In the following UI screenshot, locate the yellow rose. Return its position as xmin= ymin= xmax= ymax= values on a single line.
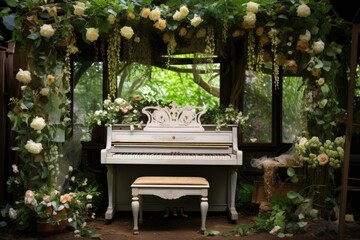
xmin=154 ymin=18 xmax=167 ymax=31
xmin=107 ymin=14 xmax=116 ymax=24
xmin=74 ymin=2 xmax=86 ymax=16
xmin=40 ymin=24 xmax=55 ymax=38
xmin=140 ymin=8 xmax=150 ymax=18
xmin=149 ymin=7 xmax=161 ymax=21
xmin=190 ymin=14 xmax=203 ymax=27
xmin=120 ymin=26 xmax=134 ymax=39
xmin=86 ymin=28 xmax=99 ymax=42
xmin=246 ymin=2 xmax=259 ymax=13
xmin=297 ymin=4 xmax=311 ymax=17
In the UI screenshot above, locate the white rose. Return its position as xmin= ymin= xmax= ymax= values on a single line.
xmin=299 ymin=30 xmax=311 ymax=42
xmin=246 ymin=2 xmax=259 ymax=13
xmin=108 ymin=14 xmax=116 ymax=25
xmin=24 ymin=140 xmax=43 ymax=154
xmin=86 ymin=28 xmax=99 ymax=42
xmin=40 ymin=24 xmax=55 ymax=38
xmin=12 ymin=164 xmax=19 ymax=173
xmin=149 ymin=7 xmax=161 ymax=21
xmin=9 ymin=208 xmax=17 ymax=220
xmin=86 ymin=194 xmax=93 ymax=200
xmin=30 ymin=116 xmax=46 ymax=133
xmin=140 ymin=8 xmax=151 ymax=18
xmin=153 ymin=18 xmax=167 ymax=31
xmin=114 ymin=97 xmax=126 ymax=105
xmin=74 ymin=2 xmax=86 ymax=16
xmin=179 ymin=6 xmax=189 ymax=17
xmin=313 ymin=39 xmax=325 ymax=54
xmin=120 ymin=26 xmax=134 ymax=40
xmin=173 ymin=11 xmax=183 ymax=21
xmin=243 ymin=12 xmax=256 ymax=26
xmin=16 ymin=69 xmax=31 ymax=84
xmin=297 ymin=4 xmax=311 ymax=17
xmin=190 ymin=14 xmax=203 ymax=27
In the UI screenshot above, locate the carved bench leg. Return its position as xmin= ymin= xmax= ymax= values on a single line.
xmin=200 ymin=196 xmax=208 ymax=232
xmin=131 ymin=195 xmax=140 ymax=235
xmin=139 ymin=195 xmax=143 ymax=224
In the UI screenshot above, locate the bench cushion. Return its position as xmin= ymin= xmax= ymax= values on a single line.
xmin=132 ymin=176 xmax=209 ymax=186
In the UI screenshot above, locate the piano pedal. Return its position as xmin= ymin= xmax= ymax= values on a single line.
xmin=163 ymin=207 xmax=171 ymax=218
xmin=179 ymin=207 xmax=188 ymax=218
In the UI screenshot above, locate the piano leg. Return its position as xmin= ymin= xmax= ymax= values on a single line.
xmin=200 ymin=196 xmax=208 ymax=232
xmin=131 ymin=195 xmax=140 ymax=234
xmin=105 ymin=165 xmax=115 ymax=221
xmin=228 ymin=167 xmax=238 ymax=221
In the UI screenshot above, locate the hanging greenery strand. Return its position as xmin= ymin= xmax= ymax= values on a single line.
xmin=107 ymin=27 xmax=121 ymax=98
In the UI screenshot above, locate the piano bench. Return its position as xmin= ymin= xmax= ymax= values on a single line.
xmin=130 ymin=176 xmax=209 ymax=235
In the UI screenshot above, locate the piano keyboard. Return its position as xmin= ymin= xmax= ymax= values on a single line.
xmin=112 ymin=153 xmax=232 ymax=160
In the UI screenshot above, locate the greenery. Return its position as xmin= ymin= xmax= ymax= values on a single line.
xmin=0 ymin=0 xmax=352 ymax=237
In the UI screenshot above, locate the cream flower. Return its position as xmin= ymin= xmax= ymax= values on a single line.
xmin=107 ymin=14 xmax=116 ymax=24
xmin=297 ymin=4 xmax=311 ymax=17
xmin=190 ymin=14 xmax=203 ymax=27
xmin=74 ymin=2 xmax=86 ymax=16
xmin=243 ymin=12 xmax=256 ymax=26
xmin=120 ymin=26 xmax=134 ymax=40
xmin=317 ymin=153 xmax=329 ymax=165
xmin=30 ymin=116 xmax=46 ymax=133
xmin=173 ymin=6 xmax=189 ymax=21
xmin=40 ymin=87 xmax=50 ymax=96
xmin=299 ymin=30 xmax=311 ymax=42
xmin=68 ymin=44 xmax=79 ymax=54
xmin=127 ymin=11 xmax=135 ymax=20
xmin=114 ymin=97 xmax=126 ymax=105
xmin=316 ymin=77 xmax=325 ymax=86
xmin=16 ymin=69 xmax=31 ymax=84
xmin=154 ymin=18 xmax=167 ymax=31
xmin=46 ymin=6 xmax=57 ymax=17
xmin=246 ymin=1 xmax=259 ymax=13
xmin=40 ymin=24 xmax=55 ymax=38
xmin=179 ymin=5 xmax=189 ymax=17
xmin=149 ymin=7 xmax=161 ymax=21
xmin=140 ymin=7 xmax=151 ymax=18
xmin=47 ymin=74 xmax=55 ymax=85
xmin=86 ymin=28 xmax=99 ymax=42
xmin=313 ymin=39 xmax=325 ymax=54
xmin=25 ymin=140 xmax=43 ymax=154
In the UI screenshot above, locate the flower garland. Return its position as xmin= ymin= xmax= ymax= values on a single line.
xmin=107 ymin=27 xmax=121 ymax=97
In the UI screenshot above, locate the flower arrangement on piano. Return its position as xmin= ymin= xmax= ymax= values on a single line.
xmin=82 ymin=95 xmax=143 ymax=141
xmin=203 ymin=104 xmax=250 ymax=131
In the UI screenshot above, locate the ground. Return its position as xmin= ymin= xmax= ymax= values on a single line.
xmin=1 ymin=211 xmax=360 ymax=240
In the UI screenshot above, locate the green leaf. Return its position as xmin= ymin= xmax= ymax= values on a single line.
xmin=310 ymin=209 xmax=319 ymax=218
xmin=27 ymin=32 xmax=40 ymax=40
xmin=297 ymin=221 xmax=308 ymax=228
xmin=321 ymin=84 xmax=330 ymax=94
xmin=286 ymin=191 xmax=298 ymax=199
xmin=287 ymin=167 xmax=295 ymax=177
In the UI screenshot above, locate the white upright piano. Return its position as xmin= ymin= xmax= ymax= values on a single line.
xmin=101 ymin=103 xmax=243 ymax=221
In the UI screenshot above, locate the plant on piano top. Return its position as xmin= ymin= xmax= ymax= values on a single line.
xmin=82 ymin=94 xmax=143 ymax=141
xmin=203 ymin=104 xmax=250 ymax=131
